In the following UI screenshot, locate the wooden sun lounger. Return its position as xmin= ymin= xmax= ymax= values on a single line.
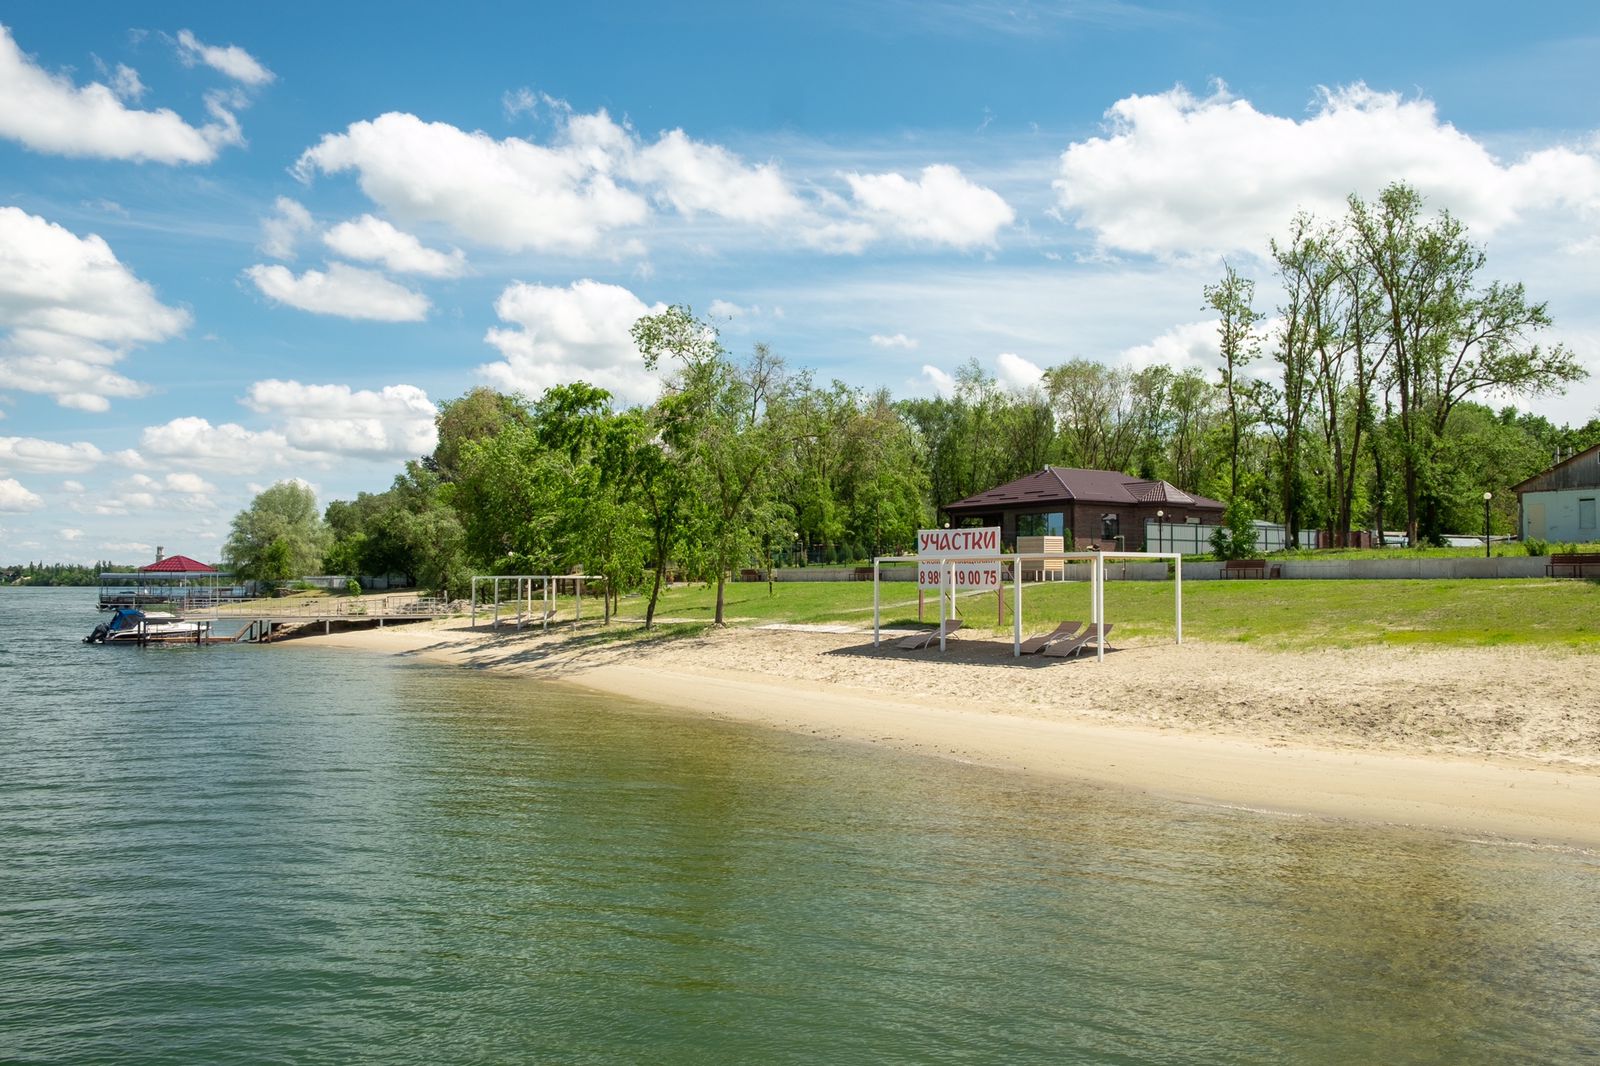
xmin=1044 ymin=622 xmax=1115 ymax=659
xmin=895 ymin=619 xmax=963 ymax=650
xmin=1019 ymin=620 xmax=1083 ymax=655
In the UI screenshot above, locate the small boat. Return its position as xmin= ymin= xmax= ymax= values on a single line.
xmin=85 ymin=607 xmax=212 ymax=644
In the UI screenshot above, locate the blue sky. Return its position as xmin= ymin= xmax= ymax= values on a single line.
xmin=3 ymin=2 xmax=1600 ymax=564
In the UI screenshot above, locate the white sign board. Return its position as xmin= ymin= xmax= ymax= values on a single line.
xmin=917 ymin=527 xmax=1002 ymax=589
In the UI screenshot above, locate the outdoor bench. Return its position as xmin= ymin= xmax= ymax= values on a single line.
xmin=1546 ymin=553 xmax=1600 ymax=578
xmin=1222 ymin=559 xmax=1280 ymax=579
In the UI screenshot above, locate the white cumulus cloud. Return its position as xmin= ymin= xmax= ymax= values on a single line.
xmin=632 ymin=129 xmax=803 ymax=223
xmin=0 ymin=207 xmax=190 ymax=411
xmin=870 ymin=332 xmax=919 ymax=350
xmin=295 ymin=111 xmax=651 ymax=254
xmin=0 ymin=25 xmax=240 ymax=163
xmin=1055 ymin=82 xmax=1600 ymax=258
xmin=1119 ymin=320 xmax=1223 ymax=373
xmin=244 ymin=379 xmax=439 ymax=460
xmin=845 ymin=164 xmax=1015 ymax=249
xmin=259 ymin=196 xmax=314 ymax=259
xmin=138 ymin=416 xmax=297 ymax=474
xmin=322 ymin=215 xmax=467 ymax=277
xmin=921 ymin=365 xmax=956 ymax=397
xmin=0 ymin=436 xmax=106 ymax=474
xmin=245 ymin=262 xmax=430 ymax=321
xmin=481 ymin=279 xmax=666 ymax=406
xmin=0 ymin=477 xmax=43 ymax=512
xmin=108 ymin=63 xmax=144 ymax=102
xmin=174 ymin=29 xmax=274 ymax=87
xmin=996 ymin=351 xmax=1045 ymax=391
xmin=294 ymin=103 xmax=999 ymax=257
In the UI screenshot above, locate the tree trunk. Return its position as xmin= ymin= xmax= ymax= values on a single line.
xmin=714 ymin=574 xmax=726 ymax=627
xmin=645 ymin=559 xmax=663 ymax=629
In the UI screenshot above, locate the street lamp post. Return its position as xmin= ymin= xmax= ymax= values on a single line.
xmin=1155 ymin=509 xmax=1164 ymax=553
xmin=1483 ymin=491 xmax=1493 ymax=558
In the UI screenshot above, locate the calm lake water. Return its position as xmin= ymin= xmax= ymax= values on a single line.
xmin=3 ymin=588 xmax=1598 ymax=1064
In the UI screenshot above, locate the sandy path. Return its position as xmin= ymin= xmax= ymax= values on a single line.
xmin=298 ymin=619 xmax=1600 ymax=849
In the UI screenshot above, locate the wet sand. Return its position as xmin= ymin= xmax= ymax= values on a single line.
xmin=299 ymin=618 xmax=1600 ymax=849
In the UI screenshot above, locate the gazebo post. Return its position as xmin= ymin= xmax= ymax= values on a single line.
xmin=1174 ymin=553 xmax=1183 ymax=645
xmin=1095 ymin=553 xmax=1106 ymax=663
xmin=872 ymin=558 xmax=881 ymax=648
xmin=1012 ymin=554 xmax=1023 ymax=657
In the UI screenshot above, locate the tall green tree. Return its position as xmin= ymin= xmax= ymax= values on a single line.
xmin=431 ymin=386 xmax=531 ymax=481
xmin=631 ymin=305 xmax=723 ymax=629
xmin=224 ymin=481 xmax=331 ymax=585
xmin=1348 ymin=182 xmax=1584 ymax=543
xmin=1044 ymin=359 xmax=1139 ymax=472
xmin=1205 ymin=261 xmax=1263 ymax=499
xmin=1265 ymin=214 xmax=1333 ymax=544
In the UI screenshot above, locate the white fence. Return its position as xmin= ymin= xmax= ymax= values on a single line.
xmin=1143 ymin=519 xmax=1290 ymax=555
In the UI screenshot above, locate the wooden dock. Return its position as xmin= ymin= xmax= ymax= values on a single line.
xmin=190 ymin=593 xmax=453 ymax=643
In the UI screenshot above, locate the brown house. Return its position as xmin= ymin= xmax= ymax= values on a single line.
xmin=943 ymin=465 xmax=1225 ymax=550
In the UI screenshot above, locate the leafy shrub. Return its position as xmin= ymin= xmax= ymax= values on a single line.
xmin=1523 ymin=538 xmax=1550 ymax=557
xmin=346 ymin=577 xmax=363 ymax=596
xmin=1210 ymin=498 xmax=1260 ymax=561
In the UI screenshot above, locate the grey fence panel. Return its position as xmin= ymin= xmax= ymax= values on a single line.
xmin=1144 ymin=520 xmax=1288 ymax=554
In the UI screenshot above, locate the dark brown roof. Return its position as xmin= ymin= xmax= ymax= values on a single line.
xmin=944 ymin=466 xmax=1224 ymax=512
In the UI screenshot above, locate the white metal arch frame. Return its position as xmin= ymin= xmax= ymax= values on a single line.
xmin=870 ymin=551 xmax=1183 ymax=659
xmin=469 ymin=574 xmax=607 ymax=632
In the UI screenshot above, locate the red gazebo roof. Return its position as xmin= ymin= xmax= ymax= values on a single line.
xmin=139 ymin=554 xmax=218 ymax=573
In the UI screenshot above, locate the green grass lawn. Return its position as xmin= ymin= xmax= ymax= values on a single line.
xmin=606 ymin=577 xmax=1600 ymax=650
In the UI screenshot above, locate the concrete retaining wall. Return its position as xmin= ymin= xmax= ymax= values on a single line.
xmin=768 ymin=561 xmax=1170 ymax=582
xmin=1181 ymin=556 xmax=1550 ymax=580
xmin=771 ymin=556 xmax=1555 ymax=582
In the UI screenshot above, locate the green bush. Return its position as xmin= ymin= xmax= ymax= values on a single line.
xmin=1523 ymin=538 xmax=1550 ymax=557
xmin=346 ymin=577 xmax=363 ymax=596
xmin=1210 ymin=498 xmax=1260 ymax=561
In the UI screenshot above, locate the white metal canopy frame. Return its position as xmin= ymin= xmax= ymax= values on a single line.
xmin=469 ymin=574 xmax=608 ymax=632
xmin=870 ymin=551 xmax=1184 ymax=660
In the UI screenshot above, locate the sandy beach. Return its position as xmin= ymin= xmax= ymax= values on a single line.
xmin=299 ymin=618 xmax=1600 ymax=849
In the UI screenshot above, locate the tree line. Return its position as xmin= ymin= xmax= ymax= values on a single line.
xmin=223 ymin=183 xmax=1594 ymax=621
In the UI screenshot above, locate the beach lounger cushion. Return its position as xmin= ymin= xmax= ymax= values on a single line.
xmin=1020 ymin=620 xmax=1082 ymax=655
xmin=1044 ymin=623 xmax=1114 ymax=659
xmin=895 ymin=619 xmax=963 ymax=650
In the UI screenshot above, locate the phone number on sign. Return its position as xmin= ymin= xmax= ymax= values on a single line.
xmin=919 ymin=567 xmax=1000 ymax=587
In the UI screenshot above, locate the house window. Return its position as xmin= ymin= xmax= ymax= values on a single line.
xmin=1016 ymin=512 xmax=1065 ymax=537
xmin=1101 ymin=513 xmax=1120 ymax=541
xmin=1581 ymin=498 xmax=1596 ymax=531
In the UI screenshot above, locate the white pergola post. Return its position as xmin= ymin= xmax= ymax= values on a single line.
xmin=1174 ymin=553 xmax=1183 ymax=645
xmin=1094 ymin=552 xmax=1105 ymax=663
xmin=492 ymin=578 xmax=501 ymax=629
xmin=872 ymin=559 xmax=881 ymax=648
xmin=1012 ymin=555 xmax=1023 ymax=657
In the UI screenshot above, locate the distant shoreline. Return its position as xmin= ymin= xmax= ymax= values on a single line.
xmin=298 ymin=618 xmax=1600 ymax=851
